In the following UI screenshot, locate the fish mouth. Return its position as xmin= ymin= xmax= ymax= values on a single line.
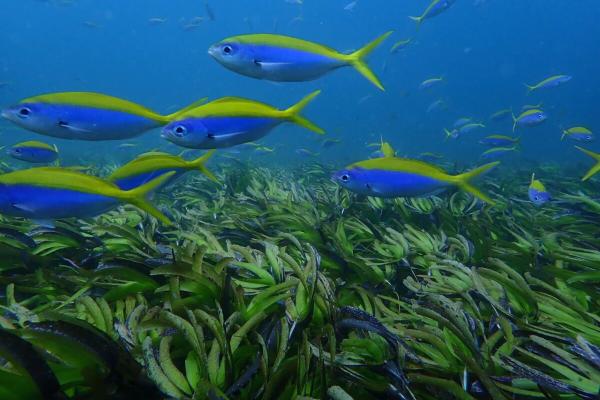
xmin=207 ymin=46 xmax=218 ymax=57
xmin=0 ymin=109 xmax=10 ymax=120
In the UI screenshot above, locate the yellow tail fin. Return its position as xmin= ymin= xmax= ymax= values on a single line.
xmin=162 ymin=97 xmax=209 ymax=122
xmin=122 ymin=172 xmax=176 ymax=225
xmin=189 ymin=150 xmax=218 ymax=183
xmin=284 ymin=90 xmax=325 ymax=134
xmin=451 ymin=162 xmax=500 ymax=205
xmin=575 ymin=146 xmax=600 ymax=181
xmin=346 ymin=31 xmax=393 ymax=91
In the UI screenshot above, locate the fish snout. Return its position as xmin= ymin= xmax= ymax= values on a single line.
xmin=1 ymin=109 xmax=11 ymax=120
xmin=207 ymin=45 xmax=218 ymax=58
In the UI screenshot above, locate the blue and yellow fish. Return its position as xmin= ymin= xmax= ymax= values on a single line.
xmin=108 ymin=151 xmax=216 ymax=191
xmin=1 ymin=92 xmax=205 ymax=141
xmin=0 ymin=167 xmax=173 ymax=224
xmin=562 ymin=126 xmax=593 ymax=142
xmin=162 ymin=91 xmax=324 ymax=149
xmin=208 ymin=32 xmax=392 ymax=90
xmin=8 ymin=141 xmax=58 ymax=163
xmin=512 ymin=109 xmax=547 ymax=131
xmin=528 ymin=173 xmax=550 ymax=206
xmin=333 ymin=152 xmax=498 ymax=204
xmin=409 ymin=0 xmax=456 ymax=26
xmin=489 ymin=109 xmax=512 ymax=122
xmin=481 ymin=146 xmax=518 ymax=160
xmin=525 ymin=75 xmax=572 ymax=93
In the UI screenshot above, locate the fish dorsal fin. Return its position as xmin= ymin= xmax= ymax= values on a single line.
xmin=210 ymin=97 xmax=265 ymax=106
xmin=136 ymin=151 xmax=171 ymax=159
xmin=165 ymin=97 xmax=209 ymax=120
xmin=379 ymin=138 xmax=395 ymax=158
xmin=227 ymin=34 xmax=339 ymax=57
xmin=530 ymin=173 xmax=535 ymax=185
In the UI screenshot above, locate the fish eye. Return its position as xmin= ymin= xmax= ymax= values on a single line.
xmin=222 ymin=45 xmax=233 ymax=55
xmin=14 ymin=149 xmax=21 ymax=153
xmin=18 ymin=107 xmax=31 ymax=118
xmin=341 ymin=174 xmax=349 ymax=182
xmin=173 ymin=125 xmax=187 ymax=137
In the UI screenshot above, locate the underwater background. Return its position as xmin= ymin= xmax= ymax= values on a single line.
xmin=1 ymin=1 xmax=600 ymax=399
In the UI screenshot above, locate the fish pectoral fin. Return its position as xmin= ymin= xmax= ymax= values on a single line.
xmin=366 ymin=183 xmax=384 ymax=195
xmin=58 ymin=121 xmax=92 ymax=133
xmin=254 ymin=60 xmax=292 ymax=71
xmin=209 ymin=131 xmax=245 ymax=139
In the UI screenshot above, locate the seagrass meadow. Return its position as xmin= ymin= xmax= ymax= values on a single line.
xmin=1 ymin=161 xmax=599 ymax=400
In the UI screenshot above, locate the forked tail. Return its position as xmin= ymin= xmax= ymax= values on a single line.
xmin=122 ymin=171 xmax=176 ymax=225
xmin=575 ymin=146 xmax=600 ymax=181
xmin=345 ymin=31 xmax=393 ymax=91
xmin=284 ymin=90 xmax=325 ymax=134
xmin=190 ymin=150 xmax=218 ymax=182
xmin=451 ymin=162 xmax=500 ymax=205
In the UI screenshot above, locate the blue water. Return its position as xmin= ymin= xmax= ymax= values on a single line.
xmin=1 ymin=0 xmax=599 ymax=168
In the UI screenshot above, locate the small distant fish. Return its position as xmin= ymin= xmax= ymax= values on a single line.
xmin=182 ymin=17 xmax=204 ymax=30
xmin=512 ymin=109 xmax=547 ymax=131
xmin=481 ymin=146 xmax=518 ymax=159
xmin=453 ymin=117 xmax=472 ymax=128
xmin=333 ymin=156 xmax=498 ymax=204
xmin=562 ymin=126 xmax=593 ymax=142
xmin=296 ymin=148 xmax=319 ymax=157
xmin=479 ymin=135 xmax=520 ymax=147
xmin=208 ymin=32 xmax=393 ymax=90
xmin=575 ymin=146 xmax=600 ymax=181
xmin=419 ymin=77 xmax=444 ymax=90
xmin=528 ymin=173 xmax=550 ymax=206
xmin=458 ymin=123 xmax=485 ymax=134
xmin=82 ymin=21 xmax=101 ymax=29
xmin=118 ymin=143 xmax=138 ymax=148
xmin=390 ymin=39 xmax=412 ymax=54
xmin=148 ymin=17 xmax=167 ymax=25
xmin=254 ymin=146 xmax=275 ymax=153
xmin=525 ymin=75 xmax=572 ymax=93
xmin=321 ymin=138 xmax=341 ymax=148
xmin=427 ymin=99 xmax=446 ymax=113
xmin=409 ymin=0 xmax=457 ymax=27
xmin=204 ymin=2 xmax=215 ymax=21
xmin=343 ymin=1 xmax=358 ymax=11
xmin=162 ymin=91 xmax=323 ymax=149
xmin=489 ymin=109 xmax=512 ymax=121
xmin=8 ymin=141 xmax=58 ymax=163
